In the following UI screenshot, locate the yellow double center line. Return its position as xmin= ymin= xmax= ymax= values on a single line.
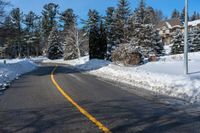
xmin=51 ymin=65 xmax=111 ymax=133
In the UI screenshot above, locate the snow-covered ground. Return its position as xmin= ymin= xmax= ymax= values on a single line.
xmin=42 ymin=56 xmax=89 ymax=66
xmin=0 ymin=59 xmax=37 ymax=90
xmin=43 ymin=52 xmax=200 ymax=103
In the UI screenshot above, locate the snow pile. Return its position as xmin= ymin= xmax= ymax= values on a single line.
xmin=42 ymin=56 xmax=89 ymax=66
xmin=30 ymin=56 xmax=47 ymax=62
xmin=0 ymin=59 xmax=37 ymax=89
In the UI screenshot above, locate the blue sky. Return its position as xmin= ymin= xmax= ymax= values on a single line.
xmin=8 ymin=0 xmax=200 ymax=21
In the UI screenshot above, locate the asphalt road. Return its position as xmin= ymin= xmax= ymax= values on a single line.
xmin=0 ymin=64 xmax=200 ymax=133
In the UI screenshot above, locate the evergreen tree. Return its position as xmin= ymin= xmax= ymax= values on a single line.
xmin=146 ymin=6 xmax=158 ymax=24
xmin=42 ymin=3 xmax=59 ymax=54
xmin=47 ymin=27 xmax=63 ymax=59
xmin=180 ymin=7 xmax=185 ymax=23
xmin=83 ymin=9 xmax=101 ymax=59
xmin=98 ymin=20 xmax=107 ymax=59
xmin=180 ymin=7 xmax=189 ymax=23
xmin=132 ymin=0 xmax=148 ymax=24
xmin=171 ymin=9 xmax=180 ymax=19
xmin=61 ymin=9 xmax=81 ymax=60
xmin=105 ymin=7 xmax=115 ymax=60
xmin=89 ymin=26 xmax=99 ymax=59
xmin=112 ymin=0 xmax=131 ymax=44
xmin=189 ymin=27 xmax=200 ymax=52
xmin=10 ymin=8 xmax=23 ymax=57
xmin=59 ymin=8 xmax=77 ymax=31
xmin=23 ymin=11 xmax=40 ymax=57
xmin=154 ymin=10 xmax=164 ymax=23
xmin=0 ymin=0 xmax=9 ymax=24
xmin=190 ymin=12 xmax=200 ymax=21
xmin=2 ymin=16 xmax=16 ymax=58
xmin=171 ymin=30 xmax=184 ymax=54
xmin=129 ymin=0 xmax=163 ymax=57
xmin=34 ymin=17 xmax=43 ymax=56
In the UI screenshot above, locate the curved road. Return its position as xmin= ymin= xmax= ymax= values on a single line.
xmin=0 ymin=64 xmax=200 ymax=133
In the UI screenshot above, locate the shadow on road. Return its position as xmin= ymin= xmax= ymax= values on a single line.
xmin=0 ymin=98 xmax=199 ymax=133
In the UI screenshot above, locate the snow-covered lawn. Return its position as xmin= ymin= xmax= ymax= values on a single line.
xmin=43 ymin=52 xmax=200 ymax=103
xmin=0 ymin=59 xmax=37 ymax=90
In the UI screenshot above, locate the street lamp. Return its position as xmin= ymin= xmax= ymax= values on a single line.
xmin=184 ymin=0 xmax=189 ymax=74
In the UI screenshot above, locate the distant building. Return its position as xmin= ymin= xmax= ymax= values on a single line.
xmin=188 ymin=19 xmax=200 ymax=31
xmin=156 ymin=18 xmax=183 ymax=45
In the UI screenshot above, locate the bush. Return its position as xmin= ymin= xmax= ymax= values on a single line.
xmin=112 ymin=43 xmax=143 ymax=65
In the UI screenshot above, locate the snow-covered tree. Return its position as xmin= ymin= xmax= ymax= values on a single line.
xmin=189 ymin=27 xmax=200 ymax=52
xmin=42 ymin=3 xmax=59 ymax=54
xmin=47 ymin=27 xmax=63 ymax=59
xmin=129 ymin=0 xmax=163 ymax=57
xmin=61 ymin=9 xmax=81 ymax=60
xmin=23 ymin=11 xmax=41 ymax=57
xmin=112 ymin=0 xmax=131 ymax=44
xmin=105 ymin=7 xmax=115 ymax=60
xmin=10 ymin=8 xmax=23 ymax=57
xmin=171 ymin=30 xmax=184 ymax=54
xmin=64 ymin=26 xmax=86 ymax=60
xmin=59 ymin=8 xmax=77 ymax=31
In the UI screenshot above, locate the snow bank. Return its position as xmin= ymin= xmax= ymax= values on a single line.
xmin=42 ymin=53 xmax=200 ymax=103
xmin=0 ymin=59 xmax=37 ymax=89
xmin=42 ymin=56 xmax=89 ymax=66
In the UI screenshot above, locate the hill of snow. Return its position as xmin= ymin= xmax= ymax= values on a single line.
xmin=0 ymin=59 xmax=37 ymax=90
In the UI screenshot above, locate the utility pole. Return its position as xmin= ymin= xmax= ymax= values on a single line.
xmin=184 ymin=0 xmax=189 ymax=74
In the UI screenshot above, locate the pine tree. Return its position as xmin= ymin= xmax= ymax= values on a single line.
xmin=152 ymin=28 xmax=164 ymax=56
xmin=10 ymin=8 xmax=23 ymax=57
xmin=105 ymin=7 xmax=115 ymax=60
xmin=83 ymin=9 xmax=101 ymax=59
xmin=180 ymin=7 xmax=189 ymax=23
xmin=23 ymin=11 xmax=40 ymax=57
xmin=42 ymin=3 xmax=59 ymax=54
xmin=98 ymin=20 xmax=107 ymax=59
xmin=112 ymin=0 xmax=131 ymax=44
xmin=0 ymin=0 xmax=9 ymax=24
xmin=129 ymin=0 xmax=163 ymax=57
xmin=189 ymin=27 xmax=200 ymax=52
xmin=155 ymin=10 xmax=164 ymax=23
xmin=2 ymin=16 xmax=16 ymax=58
xmin=190 ymin=12 xmax=200 ymax=21
xmin=60 ymin=9 xmax=87 ymax=60
xmin=171 ymin=9 xmax=180 ymax=19
xmin=59 ymin=8 xmax=77 ymax=31
xmin=171 ymin=30 xmax=184 ymax=54
xmin=145 ymin=6 xmax=158 ymax=24
xmin=47 ymin=27 xmax=63 ymax=59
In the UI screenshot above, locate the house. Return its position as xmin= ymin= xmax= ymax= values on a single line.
xmin=156 ymin=18 xmax=183 ymax=45
xmin=188 ymin=19 xmax=200 ymax=31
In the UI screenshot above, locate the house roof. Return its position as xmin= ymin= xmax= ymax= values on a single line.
xmin=156 ymin=18 xmax=183 ymax=29
xmin=188 ymin=19 xmax=200 ymax=26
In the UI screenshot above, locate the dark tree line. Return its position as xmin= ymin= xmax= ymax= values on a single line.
xmin=171 ymin=8 xmax=200 ymax=22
